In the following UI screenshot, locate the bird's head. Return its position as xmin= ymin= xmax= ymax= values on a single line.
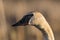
xmin=12 ymin=11 xmax=44 ymax=27
xmin=29 ymin=11 xmax=44 ymax=26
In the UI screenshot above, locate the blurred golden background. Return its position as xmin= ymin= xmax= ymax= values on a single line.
xmin=0 ymin=0 xmax=60 ymax=40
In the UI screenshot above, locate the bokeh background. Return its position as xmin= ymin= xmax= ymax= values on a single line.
xmin=0 ymin=0 xmax=60 ymax=40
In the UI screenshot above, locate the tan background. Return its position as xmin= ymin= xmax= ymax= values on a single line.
xmin=0 ymin=0 xmax=60 ymax=40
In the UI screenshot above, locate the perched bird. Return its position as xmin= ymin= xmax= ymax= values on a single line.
xmin=12 ymin=11 xmax=55 ymax=40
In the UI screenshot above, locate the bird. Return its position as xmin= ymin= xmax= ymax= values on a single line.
xmin=12 ymin=11 xmax=55 ymax=40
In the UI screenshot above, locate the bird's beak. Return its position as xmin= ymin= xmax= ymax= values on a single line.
xmin=12 ymin=13 xmax=33 ymax=26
